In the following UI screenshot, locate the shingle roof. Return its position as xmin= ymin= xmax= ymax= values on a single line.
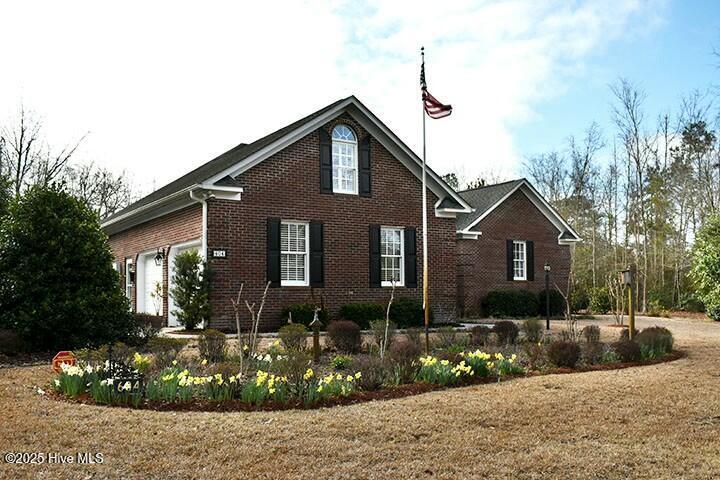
xmin=455 ymin=179 xmax=525 ymax=230
xmin=103 ymin=97 xmax=350 ymax=222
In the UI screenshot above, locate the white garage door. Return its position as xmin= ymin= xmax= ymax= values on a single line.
xmin=143 ymin=255 xmax=163 ymax=315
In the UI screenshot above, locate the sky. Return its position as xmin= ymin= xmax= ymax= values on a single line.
xmin=0 ymin=0 xmax=718 ymax=195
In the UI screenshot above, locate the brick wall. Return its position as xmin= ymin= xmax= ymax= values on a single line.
xmin=206 ymin=113 xmax=457 ymax=331
xmin=107 ymin=205 xmax=203 ymax=324
xmin=456 ymin=190 xmax=571 ymax=317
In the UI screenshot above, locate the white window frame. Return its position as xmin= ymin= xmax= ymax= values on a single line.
xmin=281 ymin=221 xmax=310 ymax=287
xmin=380 ymin=226 xmax=404 ymax=287
xmin=124 ymin=258 xmax=133 ymax=306
xmin=513 ymin=240 xmax=527 ymax=281
xmin=331 ymin=124 xmax=358 ymax=195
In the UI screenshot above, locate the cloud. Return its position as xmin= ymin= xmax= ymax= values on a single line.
xmin=0 ymin=0 xmax=667 ymax=193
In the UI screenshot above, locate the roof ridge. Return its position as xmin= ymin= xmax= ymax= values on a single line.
xmin=456 ymin=177 xmax=524 ymax=193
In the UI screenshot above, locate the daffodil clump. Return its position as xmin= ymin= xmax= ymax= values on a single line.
xmin=240 ymin=370 xmax=289 ymax=405
xmin=304 ymin=370 xmax=361 ymax=404
xmin=459 ymin=350 xmax=493 ymax=377
xmin=491 ymin=352 xmax=523 ymax=376
xmin=416 ymin=356 xmax=474 ymax=386
xmin=133 ymin=352 xmax=153 ymax=374
xmin=53 ymin=363 xmax=98 ymax=397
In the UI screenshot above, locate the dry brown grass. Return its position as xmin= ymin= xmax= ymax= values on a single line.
xmin=2 ymin=316 xmax=720 ymax=479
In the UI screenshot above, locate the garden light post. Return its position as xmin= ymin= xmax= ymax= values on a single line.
xmin=621 ymin=264 xmax=636 ymax=340
xmin=544 ymin=263 xmax=551 ymax=330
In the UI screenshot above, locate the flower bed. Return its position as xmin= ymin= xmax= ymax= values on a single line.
xmin=50 ymin=324 xmax=684 ymax=412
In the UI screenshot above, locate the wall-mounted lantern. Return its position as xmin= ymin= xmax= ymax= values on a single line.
xmin=154 ymin=248 xmax=166 ymax=267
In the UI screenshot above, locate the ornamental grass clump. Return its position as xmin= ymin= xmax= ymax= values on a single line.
xmin=547 ymin=340 xmax=581 ymax=368
xmin=522 ymin=318 xmax=543 ymax=343
xmin=278 ymin=323 xmax=308 ymax=352
xmin=198 ymin=329 xmax=227 ymax=363
xmin=493 ymin=321 xmax=520 ymax=345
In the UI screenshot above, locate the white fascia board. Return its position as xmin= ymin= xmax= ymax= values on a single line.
xmin=101 ymin=186 xmax=198 ymax=229
xmin=456 ymin=231 xmax=481 ymax=239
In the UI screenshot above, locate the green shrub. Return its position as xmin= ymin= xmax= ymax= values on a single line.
xmin=339 ymin=303 xmax=385 ymax=329
xmin=547 ymin=340 xmax=581 ymax=368
xmin=538 ymin=289 xmax=566 ymax=316
xmin=635 ymin=326 xmax=673 ymax=358
xmin=470 ymin=325 xmax=492 ymax=346
xmin=198 ymin=329 xmax=227 ymax=362
xmin=690 ymin=214 xmax=720 ymax=321
xmin=522 ymin=318 xmax=543 ymax=343
xmin=327 ymin=320 xmax=361 ymax=353
xmin=0 ymin=185 xmax=136 ymax=351
xmin=0 ymin=329 xmax=24 ymax=355
xmin=278 ymin=323 xmax=308 ymax=351
xmin=390 ymin=297 xmax=430 ymax=328
xmin=331 ymin=354 xmax=353 ymax=370
xmin=482 ymin=289 xmax=539 ymax=317
xmin=570 ymin=289 xmax=590 ymax=313
xmin=613 ymin=340 xmax=641 ymax=363
xmin=493 ymin=321 xmax=519 ymax=345
xmin=369 ymin=319 xmax=396 ymax=351
xmin=679 ymin=294 xmax=705 ymax=313
xmin=282 ymin=304 xmax=329 ymax=328
xmin=169 ymin=251 xmax=212 ymax=330
xmin=582 ymin=325 xmax=601 ymax=344
xmin=588 ymin=287 xmax=611 ymax=314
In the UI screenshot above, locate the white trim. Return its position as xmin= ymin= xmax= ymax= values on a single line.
xmin=457 ymin=180 xmax=582 ymax=244
xmin=135 ymin=249 xmax=164 ymax=315
xmin=101 ymin=186 xmax=198 ymax=229
xmin=456 ymin=231 xmax=481 ymax=240
xmin=331 ymin=124 xmax=359 ymax=195
xmin=280 ymin=220 xmax=310 ymax=287
xmin=124 ymin=258 xmax=134 ymax=308
xmin=189 ymin=189 xmax=210 ymax=260
xmin=512 ymin=240 xmax=527 ymax=281
xmin=380 ymin=226 xmax=405 ymax=287
xmin=167 ymin=239 xmax=202 ymax=327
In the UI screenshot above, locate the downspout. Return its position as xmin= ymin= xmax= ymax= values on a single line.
xmin=189 ymin=188 xmax=209 ymax=259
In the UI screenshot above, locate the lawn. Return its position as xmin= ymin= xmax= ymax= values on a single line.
xmin=1 ymin=315 xmax=719 ymax=479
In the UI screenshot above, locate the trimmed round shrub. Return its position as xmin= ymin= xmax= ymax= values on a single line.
xmin=280 ymin=304 xmax=328 ymax=328
xmin=588 ymin=287 xmax=611 ymax=314
xmin=327 ymin=320 xmax=361 ymax=353
xmin=278 ymin=323 xmax=308 ymax=351
xmin=635 ymin=326 xmax=673 ymax=356
xmin=613 ymin=339 xmax=641 ymax=363
xmin=537 ymin=289 xmax=566 ymax=317
xmin=493 ymin=320 xmax=519 ymax=345
xmin=522 ymin=318 xmax=543 ymax=343
xmin=470 ymin=325 xmax=492 ymax=346
xmin=482 ymin=289 xmax=539 ymax=317
xmin=339 ymin=303 xmax=385 ymax=329
xmin=198 ymin=329 xmax=227 ymax=362
xmin=390 ymin=297 xmax=431 ymax=328
xmin=547 ymin=340 xmax=581 ymax=368
xmin=582 ymin=325 xmax=601 ymax=344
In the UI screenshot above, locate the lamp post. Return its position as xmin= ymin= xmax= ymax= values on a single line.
xmin=544 ymin=263 xmax=551 ymax=330
xmin=621 ymin=264 xmax=636 ymax=340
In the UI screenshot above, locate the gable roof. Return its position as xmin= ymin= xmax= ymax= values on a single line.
xmin=102 ymin=96 xmax=471 ymax=230
xmin=456 ymin=178 xmax=581 ymax=243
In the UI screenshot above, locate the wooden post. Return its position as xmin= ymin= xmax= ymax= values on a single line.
xmin=309 ymin=308 xmax=322 ymax=363
xmin=628 ymin=264 xmax=636 ymax=340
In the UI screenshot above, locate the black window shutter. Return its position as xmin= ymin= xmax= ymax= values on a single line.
xmin=404 ymin=227 xmax=417 ymax=288
xmin=319 ymin=129 xmax=333 ymax=194
xmin=309 ymin=221 xmax=324 ymax=287
xmin=506 ymin=239 xmax=514 ymax=281
xmin=359 ymin=135 xmax=371 ymax=197
xmin=267 ymin=218 xmax=281 ymax=287
xmin=526 ymin=240 xmax=535 ymax=281
xmin=369 ymin=225 xmax=381 ymax=288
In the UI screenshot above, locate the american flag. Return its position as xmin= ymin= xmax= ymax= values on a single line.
xmin=420 ymin=50 xmax=452 ymax=119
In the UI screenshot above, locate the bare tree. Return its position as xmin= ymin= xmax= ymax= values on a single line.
xmin=66 ymin=162 xmax=134 ymax=218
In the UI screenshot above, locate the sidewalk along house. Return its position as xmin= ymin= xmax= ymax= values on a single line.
xmin=102 ymin=96 xmax=473 ymax=331
xmin=454 ymin=179 xmax=581 ymax=316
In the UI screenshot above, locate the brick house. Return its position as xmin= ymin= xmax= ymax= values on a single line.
xmin=455 ymin=179 xmax=580 ymax=316
xmin=102 ymin=96 xmax=579 ymax=330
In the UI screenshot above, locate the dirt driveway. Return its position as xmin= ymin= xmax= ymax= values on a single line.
xmin=1 ymin=316 xmax=719 ymax=479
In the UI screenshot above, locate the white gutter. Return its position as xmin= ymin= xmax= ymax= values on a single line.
xmin=189 ymin=189 xmax=212 ymax=259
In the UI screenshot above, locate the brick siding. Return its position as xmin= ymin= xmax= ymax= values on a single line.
xmin=456 ymin=189 xmax=571 ymax=317
xmin=206 ymin=113 xmax=457 ymax=331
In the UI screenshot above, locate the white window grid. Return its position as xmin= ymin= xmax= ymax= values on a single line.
xmin=331 ymin=125 xmax=358 ymax=194
xmin=381 ymin=227 xmax=404 ymax=287
xmin=513 ymin=240 xmax=526 ymax=281
xmin=281 ymin=221 xmax=309 ymax=286
xmin=125 ymin=258 xmax=133 ymax=302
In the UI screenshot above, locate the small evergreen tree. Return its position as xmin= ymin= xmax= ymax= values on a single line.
xmin=690 ymin=215 xmax=720 ymax=321
xmin=169 ymin=251 xmax=212 ymax=330
xmin=0 ymin=184 xmax=136 ymax=350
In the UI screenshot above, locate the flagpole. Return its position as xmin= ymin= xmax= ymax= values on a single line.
xmin=421 ymin=47 xmax=430 ymax=355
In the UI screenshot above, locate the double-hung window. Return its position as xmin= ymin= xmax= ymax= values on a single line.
xmin=381 ymin=227 xmax=404 ymax=286
xmin=331 ymin=125 xmax=358 ymax=194
xmin=513 ymin=240 xmax=526 ymax=281
xmin=281 ymin=221 xmax=309 ymax=286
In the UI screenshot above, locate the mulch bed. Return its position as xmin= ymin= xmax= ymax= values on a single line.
xmin=47 ymin=350 xmax=685 ymax=413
